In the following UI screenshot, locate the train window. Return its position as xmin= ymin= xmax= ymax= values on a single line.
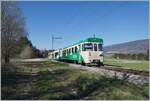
xmin=78 ymin=45 xmax=80 ymax=51
xmin=82 ymin=44 xmax=84 ymax=51
xmin=55 ymin=52 xmax=58 ymax=58
xmin=65 ymin=50 xmax=67 ymax=56
xmin=75 ymin=46 xmax=77 ymax=53
xmin=67 ymin=49 xmax=69 ymax=53
xmin=98 ymin=44 xmax=103 ymax=51
xmin=63 ymin=51 xmax=65 ymax=56
xmin=64 ymin=50 xmax=66 ymax=56
xmin=83 ymin=43 xmax=93 ymax=51
xmin=72 ymin=48 xmax=73 ymax=53
xmin=94 ymin=44 xmax=97 ymax=51
xmin=69 ymin=49 xmax=71 ymax=53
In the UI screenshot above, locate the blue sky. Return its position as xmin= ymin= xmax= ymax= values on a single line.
xmin=18 ymin=1 xmax=149 ymax=50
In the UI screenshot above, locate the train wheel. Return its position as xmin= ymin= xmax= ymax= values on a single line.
xmin=81 ymin=61 xmax=85 ymax=66
xmin=75 ymin=61 xmax=78 ymax=64
xmin=98 ymin=62 xmax=104 ymax=67
xmin=97 ymin=62 xmax=101 ymax=67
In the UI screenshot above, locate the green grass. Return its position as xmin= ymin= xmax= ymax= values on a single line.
xmin=1 ymin=60 xmax=149 ymax=100
xmin=104 ymin=58 xmax=149 ymax=71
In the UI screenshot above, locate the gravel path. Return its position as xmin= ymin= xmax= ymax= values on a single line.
xmin=11 ymin=58 xmax=49 ymax=62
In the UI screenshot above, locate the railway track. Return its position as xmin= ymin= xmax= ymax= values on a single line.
xmin=52 ymin=61 xmax=149 ymax=85
xmin=16 ymin=59 xmax=149 ymax=85
xmin=55 ymin=60 xmax=149 ymax=77
xmin=14 ymin=58 xmax=149 ymax=77
xmin=97 ymin=64 xmax=149 ymax=76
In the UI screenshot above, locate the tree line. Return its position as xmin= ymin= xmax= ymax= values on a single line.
xmin=1 ymin=1 xmax=50 ymax=64
xmin=17 ymin=37 xmax=49 ymax=59
xmin=112 ymin=50 xmax=149 ymax=60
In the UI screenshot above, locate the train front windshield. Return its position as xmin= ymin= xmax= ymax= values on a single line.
xmin=83 ymin=43 xmax=103 ymax=51
xmin=83 ymin=43 xmax=93 ymax=51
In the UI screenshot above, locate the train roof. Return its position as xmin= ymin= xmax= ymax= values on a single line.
xmin=79 ymin=37 xmax=103 ymax=43
xmin=64 ymin=37 xmax=103 ymax=49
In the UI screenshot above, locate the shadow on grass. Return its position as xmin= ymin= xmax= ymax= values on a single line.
xmin=28 ymin=69 xmax=77 ymax=99
xmin=1 ymin=63 xmax=36 ymax=100
xmin=29 ymin=69 xmax=149 ymax=100
xmin=1 ymin=63 xmax=149 ymax=100
xmin=67 ymin=75 xmax=148 ymax=100
xmin=69 ymin=76 xmax=125 ymax=99
xmin=104 ymin=63 xmax=121 ymax=67
xmin=1 ymin=63 xmax=35 ymax=85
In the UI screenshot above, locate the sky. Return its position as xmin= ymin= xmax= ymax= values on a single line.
xmin=18 ymin=1 xmax=149 ymax=50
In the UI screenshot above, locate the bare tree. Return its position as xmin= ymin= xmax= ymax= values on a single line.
xmin=1 ymin=1 xmax=27 ymax=64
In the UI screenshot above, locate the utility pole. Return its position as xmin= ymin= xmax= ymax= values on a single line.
xmin=52 ymin=35 xmax=54 ymax=51
xmin=51 ymin=35 xmax=62 ymax=51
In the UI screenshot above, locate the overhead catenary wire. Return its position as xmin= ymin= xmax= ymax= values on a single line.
xmin=51 ymin=34 xmax=62 ymax=51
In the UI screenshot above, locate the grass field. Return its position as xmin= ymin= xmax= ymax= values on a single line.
xmin=1 ymin=61 xmax=149 ymax=100
xmin=104 ymin=57 xmax=149 ymax=71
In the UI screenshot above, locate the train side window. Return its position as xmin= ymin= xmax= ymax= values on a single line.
xmin=98 ymin=44 xmax=103 ymax=51
xmin=67 ymin=49 xmax=69 ymax=54
xmin=75 ymin=46 xmax=77 ymax=53
xmin=72 ymin=48 xmax=73 ymax=53
xmin=82 ymin=44 xmax=85 ymax=51
xmin=94 ymin=44 xmax=97 ymax=51
xmin=55 ymin=52 xmax=58 ymax=58
xmin=64 ymin=50 xmax=66 ymax=56
xmin=63 ymin=51 xmax=65 ymax=56
xmin=78 ymin=45 xmax=80 ymax=51
xmin=66 ymin=50 xmax=67 ymax=56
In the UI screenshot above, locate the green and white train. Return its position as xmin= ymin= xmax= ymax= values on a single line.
xmin=48 ymin=37 xmax=104 ymax=66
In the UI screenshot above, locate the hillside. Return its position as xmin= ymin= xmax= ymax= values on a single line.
xmin=104 ymin=39 xmax=149 ymax=54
